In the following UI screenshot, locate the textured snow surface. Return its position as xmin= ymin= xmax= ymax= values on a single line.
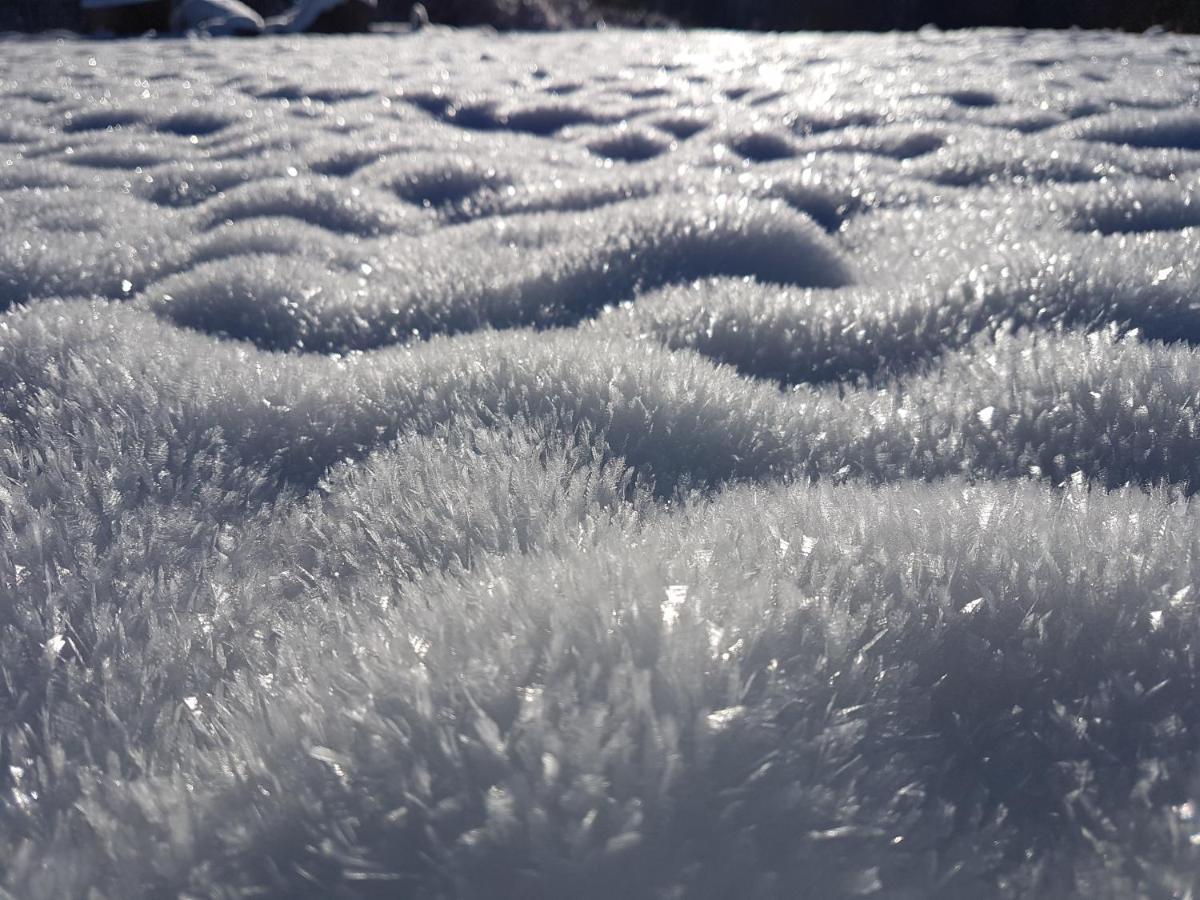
xmin=2 ymin=28 xmax=1198 ymax=352
xmin=4 ymin=27 xmax=1200 ymax=899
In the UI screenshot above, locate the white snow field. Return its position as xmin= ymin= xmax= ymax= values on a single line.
xmin=3 ymin=25 xmax=1200 ymax=898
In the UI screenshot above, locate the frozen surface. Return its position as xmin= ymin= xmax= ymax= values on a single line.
xmin=3 ymin=26 xmax=1200 ymax=899
xmin=1 ymin=27 xmax=1197 ymax=353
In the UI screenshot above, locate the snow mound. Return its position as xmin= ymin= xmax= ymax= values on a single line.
xmin=196 ymin=175 xmax=413 ymax=235
xmin=1066 ymin=109 xmax=1200 ymax=150
xmin=147 ymin=196 xmax=851 ymax=350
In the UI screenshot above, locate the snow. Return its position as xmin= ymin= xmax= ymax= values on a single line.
xmin=4 ymin=26 xmax=1200 ymax=897
xmin=1 ymin=20 xmax=1196 ymax=470
xmin=0 ymin=24 xmax=1196 ymax=373
xmin=0 ymin=24 xmax=1196 ymax=385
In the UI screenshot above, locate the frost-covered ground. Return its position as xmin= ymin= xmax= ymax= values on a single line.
xmin=3 ymin=26 xmax=1200 ymax=898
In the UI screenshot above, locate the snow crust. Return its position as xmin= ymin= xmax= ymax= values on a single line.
xmin=4 ymin=26 xmax=1200 ymax=899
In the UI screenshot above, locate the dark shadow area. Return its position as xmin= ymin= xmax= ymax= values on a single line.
xmin=4 ymin=0 xmax=1199 ymax=33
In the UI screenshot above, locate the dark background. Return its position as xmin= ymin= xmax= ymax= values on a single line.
xmin=3 ymin=0 xmax=1199 ymax=35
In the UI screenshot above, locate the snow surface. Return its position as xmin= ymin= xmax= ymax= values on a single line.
xmin=1 ymin=27 xmax=1197 ymax=352
xmin=4 ymin=26 xmax=1200 ymax=898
